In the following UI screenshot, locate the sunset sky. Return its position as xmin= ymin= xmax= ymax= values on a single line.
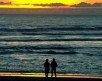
xmin=11 ymin=0 xmax=102 ymax=4
xmin=0 ymin=0 xmax=102 ymax=14
xmin=0 ymin=0 xmax=102 ymax=8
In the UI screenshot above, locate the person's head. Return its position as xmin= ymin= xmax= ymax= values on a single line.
xmin=53 ymin=58 xmax=55 ymax=61
xmin=46 ymin=59 xmax=48 ymax=62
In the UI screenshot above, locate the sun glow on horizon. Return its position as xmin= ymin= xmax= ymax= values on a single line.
xmin=12 ymin=0 xmax=81 ymax=5
xmin=11 ymin=0 xmax=102 ymax=4
xmin=0 ymin=0 xmax=102 ymax=8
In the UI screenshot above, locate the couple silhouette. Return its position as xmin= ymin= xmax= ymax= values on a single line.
xmin=44 ymin=58 xmax=58 ymax=78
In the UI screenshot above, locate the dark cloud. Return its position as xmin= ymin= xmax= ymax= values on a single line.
xmin=33 ymin=2 xmax=102 ymax=8
xmin=47 ymin=3 xmax=67 ymax=6
xmin=92 ymin=3 xmax=102 ymax=7
xmin=33 ymin=3 xmax=67 ymax=7
xmin=72 ymin=2 xmax=102 ymax=7
xmin=0 ymin=2 xmax=11 ymax=5
xmin=73 ymin=2 xmax=91 ymax=7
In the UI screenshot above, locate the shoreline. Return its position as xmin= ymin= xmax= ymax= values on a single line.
xmin=0 ymin=72 xmax=102 ymax=79
xmin=0 ymin=72 xmax=102 ymax=81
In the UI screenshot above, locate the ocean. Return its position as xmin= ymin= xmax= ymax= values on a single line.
xmin=0 ymin=14 xmax=102 ymax=76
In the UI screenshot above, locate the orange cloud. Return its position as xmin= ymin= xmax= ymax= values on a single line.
xmin=0 ymin=0 xmax=11 ymax=2
xmin=86 ymin=0 xmax=102 ymax=4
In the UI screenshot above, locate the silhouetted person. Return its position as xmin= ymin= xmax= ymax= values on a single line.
xmin=51 ymin=58 xmax=58 ymax=77
xmin=44 ymin=59 xmax=50 ymax=77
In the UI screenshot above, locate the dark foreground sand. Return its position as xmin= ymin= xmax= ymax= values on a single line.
xmin=0 ymin=76 xmax=102 ymax=81
xmin=0 ymin=73 xmax=102 ymax=81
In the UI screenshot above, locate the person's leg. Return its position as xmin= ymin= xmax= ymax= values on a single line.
xmin=54 ymin=68 xmax=56 ymax=77
xmin=51 ymin=68 xmax=53 ymax=77
xmin=46 ymin=69 xmax=49 ymax=77
xmin=45 ymin=72 xmax=49 ymax=77
xmin=45 ymin=72 xmax=47 ymax=77
xmin=45 ymin=69 xmax=46 ymax=77
xmin=45 ymin=69 xmax=48 ymax=77
xmin=46 ymin=73 xmax=48 ymax=77
xmin=47 ymin=69 xmax=50 ymax=77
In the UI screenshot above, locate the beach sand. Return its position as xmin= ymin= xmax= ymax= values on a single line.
xmin=0 ymin=72 xmax=102 ymax=81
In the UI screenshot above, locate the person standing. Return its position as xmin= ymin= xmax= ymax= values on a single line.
xmin=51 ymin=58 xmax=58 ymax=77
xmin=44 ymin=59 xmax=50 ymax=77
